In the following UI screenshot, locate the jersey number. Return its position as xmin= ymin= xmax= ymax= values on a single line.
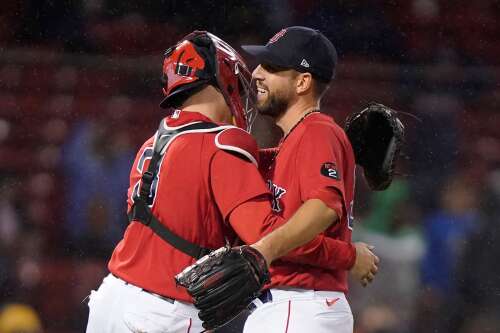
xmin=131 ymin=147 xmax=160 ymax=206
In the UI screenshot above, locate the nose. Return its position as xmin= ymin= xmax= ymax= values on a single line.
xmin=252 ymin=65 xmax=264 ymax=81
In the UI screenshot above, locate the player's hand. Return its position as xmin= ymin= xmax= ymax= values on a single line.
xmin=350 ymin=242 xmax=379 ymax=287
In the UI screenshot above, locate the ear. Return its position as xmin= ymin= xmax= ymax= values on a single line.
xmin=296 ymin=73 xmax=313 ymax=95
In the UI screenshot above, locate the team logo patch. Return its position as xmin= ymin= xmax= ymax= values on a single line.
xmin=267 ymin=180 xmax=286 ymax=212
xmin=320 ymin=162 xmax=340 ymax=180
xmin=268 ymin=29 xmax=287 ymax=44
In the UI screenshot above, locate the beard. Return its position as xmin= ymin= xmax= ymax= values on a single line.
xmin=256 ymin=90 xmax=291 ymax=119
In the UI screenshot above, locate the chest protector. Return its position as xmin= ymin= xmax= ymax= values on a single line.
xmin=128 ymin=119 xmax=258 ymax=259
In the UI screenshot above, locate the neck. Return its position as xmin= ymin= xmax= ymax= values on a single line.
xmin=276 ymin=99 xmax=319 ymax=136
xmin=183 ymin=102 xmax=226 ymax=122
xmin=180 ymin=86 xmax=231 ymax=123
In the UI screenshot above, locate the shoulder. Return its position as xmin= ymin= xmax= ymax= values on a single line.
xmin=296 ymin=114 xmax=355 ymax=164
xmin=301 ymin=114 xmax=349 ymax=145
xmin=136 ymin=135 xmax=155 ymax=155
xmin=214 ymin=127 xmax=259 ymax=166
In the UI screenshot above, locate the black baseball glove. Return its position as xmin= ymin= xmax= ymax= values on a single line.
xmin=175 ymin=246 xmax=270 ymax=330
xmin=345 ymin=102 xmax=405 ymax=191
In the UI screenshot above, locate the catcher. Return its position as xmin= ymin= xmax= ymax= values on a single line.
xmin=85 ymin=30 xmax=390 ymax=333
xmin=176 ymin=26 xmax=404 ymax=332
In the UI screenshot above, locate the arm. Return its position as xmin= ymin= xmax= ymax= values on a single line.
xmin=231 ymin=196 xmax=378 ymax=286
xmin=251 ymin=198 xmax=344 ymax=264
xmin=228 ymin=195 xmax=355 ymax=271
xmin=250 ymin=124 xmax=378 ymax=278
xmin=211 ymin=149 xmax=369 ymax=273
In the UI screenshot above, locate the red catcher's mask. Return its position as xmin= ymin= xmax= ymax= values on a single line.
xmin=160 ymin=31 xmax=256 ymax=132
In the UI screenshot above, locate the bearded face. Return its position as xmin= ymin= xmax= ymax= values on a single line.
xmin=256 ymin=85 xmax=293 ymax=118
xmin=253 ymin=64 xmax=297 ymax=119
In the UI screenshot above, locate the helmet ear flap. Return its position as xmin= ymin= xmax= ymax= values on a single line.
xmin=160 ymin=35 xmax=213 ymax=109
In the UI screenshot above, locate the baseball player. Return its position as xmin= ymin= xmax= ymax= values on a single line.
xmin=85 ymin=31 xmax=377 ymax=333
xmin=239 ymin=26 xmax=379 ymax=332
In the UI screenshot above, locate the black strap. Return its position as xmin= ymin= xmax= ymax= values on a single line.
xmin=129 ymin=120 xmax=221 ymax=259
xmin=140 ymin=121 xmax=220 ymax=205
xmin=127 ymin=201 xmax=212 ymax=259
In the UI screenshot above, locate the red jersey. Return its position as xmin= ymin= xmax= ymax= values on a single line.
xmin=108 ymin=111 xmax=269 ymax=302
xmin=262 ymin=112 xmax=356 ymax=293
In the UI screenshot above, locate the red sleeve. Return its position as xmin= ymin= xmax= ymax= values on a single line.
xmin=210 ymin=150 xmax=270 ymax=221
xmin=228 ymin=197 xmax=282 ymax=244
xmin=297 ymin=124 xmax=347 ymax=218
xmin=280 ymin=235 xmax=356 ymax=270
xmin=229 ymin=193 xmax=356 ymax=271
xmin=276 ymin=188 xmax=355 ymax=271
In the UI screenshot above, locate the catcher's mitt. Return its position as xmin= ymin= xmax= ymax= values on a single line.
xmin=345 ymin=102 xmax=404 ymax=191
xmin=175 ymin=246 xmax=270 ymax=330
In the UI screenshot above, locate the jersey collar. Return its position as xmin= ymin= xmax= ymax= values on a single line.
xmin=165 ymin=109 xmax=218 ymax=127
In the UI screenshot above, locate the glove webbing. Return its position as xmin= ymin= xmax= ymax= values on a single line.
xmin=128 ymin=120 xmax=221 ymax=259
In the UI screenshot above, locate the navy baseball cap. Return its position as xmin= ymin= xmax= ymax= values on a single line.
xmin=242 ymin=26 xmax=337 ymax=83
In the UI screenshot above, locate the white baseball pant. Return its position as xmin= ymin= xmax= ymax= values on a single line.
xmin=244 ymin=288 xmax=353 ymax=333
xmin=85 ymin=274 xmax=203 ymax=333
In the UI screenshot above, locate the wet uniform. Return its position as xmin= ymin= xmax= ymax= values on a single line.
xmin=244 ymin=112 xmax=357 ymax=333
xmin=87 ymin=111 xmax=269 ymax=333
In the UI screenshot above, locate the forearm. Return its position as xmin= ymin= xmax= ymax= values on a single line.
xmin=229 ymin=197 xmax=352 ymax=269
xmin=279 ymin=235 xmax=356 ymax=271
xmin=229 ymin=196 xmax=285 ymax=245
xmin=252 ymin=199 xmax=337 ymax=264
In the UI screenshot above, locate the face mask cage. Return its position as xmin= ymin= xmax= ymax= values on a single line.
xmin=236 ymin=65 xmax=257 ymax=132
xmin=209 ymin=32 xmax=257 ymax=132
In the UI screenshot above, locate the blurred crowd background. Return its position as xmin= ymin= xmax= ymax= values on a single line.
xmin=1 ymin=1 xmax=500 ymax=332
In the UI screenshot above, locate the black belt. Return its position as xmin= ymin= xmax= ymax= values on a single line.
xmin=113 ymin=274 xmax=175 ymax=304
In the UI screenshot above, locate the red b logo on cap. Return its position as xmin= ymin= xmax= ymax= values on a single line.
xmin=268 ymin=29 xmax=287 ymax=44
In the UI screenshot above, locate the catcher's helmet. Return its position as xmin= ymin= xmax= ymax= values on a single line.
xmin=160 ymin=31 xmax=256 ymax=131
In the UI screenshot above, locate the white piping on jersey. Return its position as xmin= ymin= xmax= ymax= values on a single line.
xmin=151 ymin=119 xmax=234 ymax=151
xmin=162 ymin=119 xmax=203 ymax=131
xmin=162 ymin=118 xmax=237 ymax=132
xmin=158 ymin=124 xmax=236 ymax=155
xmin=135 ymin=146 xmax=154 ymax=174
xmin=135 ymin=121 xmax=254 ymax=207
xmin=142 ymin=121 xmax=237 ymax=208
xmin=215 ymin=128 xmax=258 ymax=167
